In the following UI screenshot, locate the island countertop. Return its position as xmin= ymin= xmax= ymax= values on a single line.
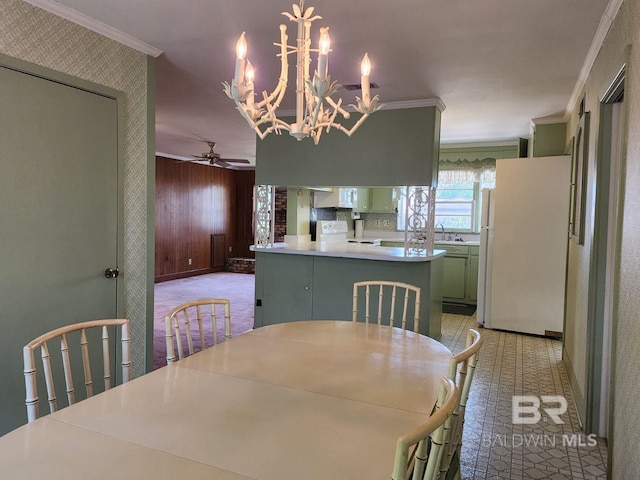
xmin=250 ymin=242 xmax=446 ymax=262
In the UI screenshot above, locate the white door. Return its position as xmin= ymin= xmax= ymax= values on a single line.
xmin=0 ymin=64 xmax=120 ymax=434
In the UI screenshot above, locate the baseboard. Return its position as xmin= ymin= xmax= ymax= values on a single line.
xmin=442 ymin=303 xmax=477 ymax=316
xmin=563 ymin=345 xmax=585 ymax=429
xmin=154 ymin=267 xmax=218 ymax=283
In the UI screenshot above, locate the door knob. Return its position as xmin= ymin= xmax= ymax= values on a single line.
xmin=104 ymin=268 xmax=119 ymax=279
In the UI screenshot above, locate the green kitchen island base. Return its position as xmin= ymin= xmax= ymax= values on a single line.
xmin=253 ymin=243 xmax=445 ymax=339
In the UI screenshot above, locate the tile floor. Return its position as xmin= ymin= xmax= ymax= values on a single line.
xmin=440 ymin=312 xmax=608 ymax=480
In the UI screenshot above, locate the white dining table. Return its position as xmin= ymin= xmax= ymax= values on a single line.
xmin=0 ymin=320 xmax=452 ymax=479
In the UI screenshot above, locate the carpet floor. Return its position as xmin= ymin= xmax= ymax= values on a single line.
xmin=153 ymin=272 xmax=255 ymax=369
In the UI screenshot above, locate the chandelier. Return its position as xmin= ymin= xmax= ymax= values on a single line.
xmin=222 ymin=1 xmax=382 ymax=144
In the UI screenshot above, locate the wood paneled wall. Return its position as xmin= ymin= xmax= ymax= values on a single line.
xmin=155 ymin=156 xmax=255 ymax=282
xmin=234 ymin=169 xmax=256 ymax=259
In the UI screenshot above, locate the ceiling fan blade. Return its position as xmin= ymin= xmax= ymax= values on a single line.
xmin=215 ymin=160 xmax=232 ymax=168
xmin=186 ymin=156 xmax=209 ymax=164
xmin=221 ymin=158 xmax=251 ymax=164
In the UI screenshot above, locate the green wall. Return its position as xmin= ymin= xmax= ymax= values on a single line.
xmin=256 ymin=106 xmax=442 ymax=187
xmin=532 ymin=123 xmax=567 ymax=157
xmin=0 ymin=0 xmax=154 ymax=435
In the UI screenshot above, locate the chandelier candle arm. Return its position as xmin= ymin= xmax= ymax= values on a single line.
xmin=318 ymin=27 xmax=329 ymax=79
xmin=255 ymin=25 xmax=291 ymax=111
xmin=223 ymin=0 xmax=382 ymax=143
xmin=245 ymin=61 xmax=254 ymax=110
xmin=234 ymin=32 xmax=247 ymax=85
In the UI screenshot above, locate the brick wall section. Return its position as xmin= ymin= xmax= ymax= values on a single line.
xmin=274 ymin=187 xmax=287 ymax=242
xmin=225 ymin=257 xmax=256 ymax=274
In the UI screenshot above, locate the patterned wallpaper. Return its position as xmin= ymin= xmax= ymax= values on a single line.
xmin=563 ymin=0 xmax=640 ymax=477
xmin=0 ymin=0 xmax=151 ymax=377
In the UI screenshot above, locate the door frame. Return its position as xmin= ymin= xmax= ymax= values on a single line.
xmin=585 ymin=63 xmax=626 ymax=442
xmin=0 ymin=53 xmax=126 ymax=316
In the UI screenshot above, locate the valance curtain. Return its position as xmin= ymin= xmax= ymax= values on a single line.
xmin=438 ymin=157 xmax=496 ymax=189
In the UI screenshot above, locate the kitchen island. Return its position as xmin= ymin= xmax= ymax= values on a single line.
xmin=252 ymin=242 xmax=446 ymax=339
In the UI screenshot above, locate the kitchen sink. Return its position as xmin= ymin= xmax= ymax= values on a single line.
xmin=347 ymin=239 xmax=381 ymax=246
xmin=435 ymin=240 xmax=480 ymax=246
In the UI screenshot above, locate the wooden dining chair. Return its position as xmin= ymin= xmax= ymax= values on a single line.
xmin=391 ymin=377 xmax=459 ymax=480
xmin=439 ymin=328 xmax=483 ymax=480
xmin=352 ymin=280 xmax=421 ymax=332
xmin=165 ymin=298 xmax=232 ymax=364
xmin=23 ymin=319 xmax=131 ymax=423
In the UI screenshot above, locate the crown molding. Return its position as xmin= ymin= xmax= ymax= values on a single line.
xmin=564 ymin=0 xmax=623 ymax=116
xmin=441 ymin=140 xmax=519 ymax=149
xmin=155 ymin=152 xmax=256 ymax=169
xmin=380 ymin=98 xmax=446 ymax=112
xmin=155 ymin=152 xmax=192 ymax=161
xmin=23 ymin=0 xmax=163 ymax=57
xmin=531 ymin=116 xmax=566 ymax=125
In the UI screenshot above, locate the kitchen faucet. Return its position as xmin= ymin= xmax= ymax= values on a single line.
xmin=435 ymin=223 xmax=445 ymax=241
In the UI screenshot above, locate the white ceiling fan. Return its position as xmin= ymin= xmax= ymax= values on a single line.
xmin=190 ymin=141 xmax=251 ymax=168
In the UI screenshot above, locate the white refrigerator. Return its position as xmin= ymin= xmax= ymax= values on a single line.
xmin=477 ymin=156 xmax=571 ymax=336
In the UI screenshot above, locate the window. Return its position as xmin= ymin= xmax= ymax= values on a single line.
xmin=435 ymin=182 xmax=477 ymax=231
xmin=435 ymin=165 xmax=496 ymax=233
xmin=395 ymin=160 xmax=497 ymax=232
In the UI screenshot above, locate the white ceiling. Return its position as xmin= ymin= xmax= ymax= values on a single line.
xmin=28 ymin=0 xmax=614 ymax=164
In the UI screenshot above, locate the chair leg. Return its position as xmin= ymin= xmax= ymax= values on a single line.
xmin=445 ymin=449 xmax=460 ymax=480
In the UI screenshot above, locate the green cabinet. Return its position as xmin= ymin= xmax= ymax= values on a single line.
xmin=370 ymin=188 xmax=395 ymax=213
xmin=254 ymin=251 xmax=443 ymax=338
xmin=355 ymin=188 xmax=371 ymax=211
xmin=256 ymin=253 xmax=313 ymax=324
xmin=436 ymin=244 xmax=479 ymax=305
xmin=442 ymin=256 xmax=466 ymax=299
xmin=380 ymin=241 xmax=405 ymax=247
xmin=467 ymin=250 xmax=479 ymax=302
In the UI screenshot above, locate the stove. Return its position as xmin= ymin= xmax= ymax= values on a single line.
xmin=316 ymin=220 xmax=349 ymax=243
xmin=316 ymin=221 xmax=381 ymax=245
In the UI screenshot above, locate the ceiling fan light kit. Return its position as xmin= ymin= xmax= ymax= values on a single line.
xmin=222 ymin=0 xmax=382 ymax=145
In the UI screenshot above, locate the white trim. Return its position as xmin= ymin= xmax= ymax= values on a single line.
xmin=156 ymin=152 xmax=256 ymax=169
xmin=380 ymin=98 xmax=446 ymax=112
xmin=23 ymin=0 xmax=163 ymax=57
xmin=565 ymin=0 xmax=623 ymax=116
xmin=155 ymin=152 xmax=192 ymax=161
xmin=440 ymin=139 xmax=519 ymax=148
xmin=531 ymin=116 xmax=566 ymax=125
xmin=600 ymin=100 xmax=623 ymax=437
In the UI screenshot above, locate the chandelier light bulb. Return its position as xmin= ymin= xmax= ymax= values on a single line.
xmin=317 ymin=27 xmax=330 ymax=79
xmin=245 ymin=61 xmax=254 ymax=82
xmin=360 ymin=53 xmax=371 ymax=104
xmin=319 ymin=28 xmax=330 ymax=55
xmin=361 ymin=53 xmax=371 ymax=77
xmin=236 ymin=32 xmax=247 ymax=60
